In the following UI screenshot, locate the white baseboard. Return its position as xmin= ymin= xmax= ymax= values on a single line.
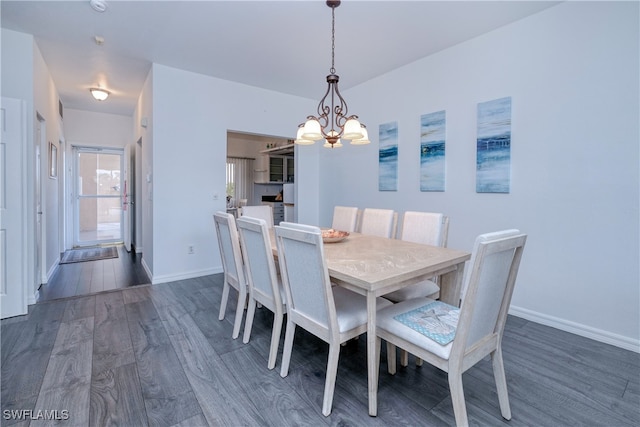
xmin=46 ymin=258 xmax=59 ymax=284
xmin=150 ymin=267 xmax=223 ymax=285
xmin=509 ymin=305 xmax=639 ymax=353
xmin=141 ymin=257 xmax=152 ymax=283
xmin=30 ymin=258 xmax=60 ymax=305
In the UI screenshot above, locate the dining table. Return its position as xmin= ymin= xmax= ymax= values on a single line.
xmin=270 ymin=229 xmax=470 ymax=416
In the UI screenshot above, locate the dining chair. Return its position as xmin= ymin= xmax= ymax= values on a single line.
xmin=359 ymin=208 xmax=397 ymax=238
xmin=213 ymin=211 xmax=249 ymax=339
xmin=240 ymin=205 xmax=274 ymax=227
xmin=274 ymin=222 xmax=393 ymax=416
xmin=375 ymin=229 xmax=527 ymax=426
xmin=331 ymin=206 xmax=360 ymax=232
xmin=383 ymin=211 xmax=450 ymax=368
xmin=236 ymin=216 xmax=286 ymax=370
xmin=384 ymin=212 xmax=450 ymax=303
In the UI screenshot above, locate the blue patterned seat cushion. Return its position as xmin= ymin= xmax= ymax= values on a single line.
xmin=393 ymin=300 xmax=459 ymax=345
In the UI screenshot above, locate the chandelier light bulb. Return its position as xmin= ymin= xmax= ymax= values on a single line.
xmin=295 ymin=126 xmax=315 ymax=145
xmin=350 ymin=127 xmax=371 ymax=145
xmin=343 ymin=118 xmax=364 ymax=140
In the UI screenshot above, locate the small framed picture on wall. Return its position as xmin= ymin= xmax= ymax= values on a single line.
xmin=49 ymin=142 xmax=58 ymax=179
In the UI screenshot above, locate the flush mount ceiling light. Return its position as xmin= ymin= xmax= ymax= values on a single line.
xmin=89 ymin=87 xmax=110 ymax=101
xmin=295 ymin=0 xmax=370 ymax=148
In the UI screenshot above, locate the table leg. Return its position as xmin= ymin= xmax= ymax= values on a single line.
xmin=438 ymin=262 xmax=465 ymax=306
xmin=367 ymin=292 xmax=378 ymax=416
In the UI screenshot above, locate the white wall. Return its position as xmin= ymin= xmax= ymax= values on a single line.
xmin=148 ymin=64 xmax=314 ymax=283
xmin=319 ymin=2 xmax=639 ymax=349
xmin=133 ymin=68 xmax=153 ymax=259
xmin=64 ymin=109 xmax=133 ymax=148
xmin=33 ymin=42 xmax=65 ymax=286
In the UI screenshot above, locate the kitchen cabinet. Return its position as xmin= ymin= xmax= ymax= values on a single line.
xmin=268 ymin=155 xmax=294 ymax=183
xmin=254 ymin=154 xmax=269 ymax=183
xmin=261 ymin=201 xmax=284 ymax=225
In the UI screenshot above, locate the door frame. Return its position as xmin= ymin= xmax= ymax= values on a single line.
xmin=71 ymin=145 xmax=125 ymax=247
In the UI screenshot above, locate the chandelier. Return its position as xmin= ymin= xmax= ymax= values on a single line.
xmin=295 ymin=0 xmax=370 ymax=148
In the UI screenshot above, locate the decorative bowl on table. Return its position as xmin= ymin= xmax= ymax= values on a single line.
xmin=322 ymin=229 xmax=349 ymax=243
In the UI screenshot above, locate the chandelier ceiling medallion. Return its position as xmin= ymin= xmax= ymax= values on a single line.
xmin=295 ymin=0 xmax=370 ymax=148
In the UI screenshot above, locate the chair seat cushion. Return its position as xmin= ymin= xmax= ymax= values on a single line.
xmin=377 ymin=297 xmax=455 ymax=360
xmin=382 ymin=279 xmax=439 ymax=303
xmin=333 ymin=287 xmax=393 ymax=333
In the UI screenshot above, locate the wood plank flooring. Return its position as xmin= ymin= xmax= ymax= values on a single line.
xmin=2 ymin=274 xmax=638 ymax=426
xmin=37 ymin=245 xmax=150 ymax=302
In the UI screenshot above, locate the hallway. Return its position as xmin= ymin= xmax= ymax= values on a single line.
xmin=37 ymin=245 xmax=150 ymax=302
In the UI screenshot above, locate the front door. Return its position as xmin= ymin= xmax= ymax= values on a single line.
xmin=73 ymin=147 xmax=124 ymax=247
xmin=1 ymin=98 xmax=27 ymax=318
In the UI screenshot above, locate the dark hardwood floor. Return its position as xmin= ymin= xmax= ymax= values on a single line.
xmin=1 ymin=272 xmax=638 ymax=426
xmin=37 ymin=245 xmax=150 ymax=302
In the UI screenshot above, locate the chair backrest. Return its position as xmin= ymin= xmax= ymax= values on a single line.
xmin=274 ymin=222 xmax=337 ymax=341
xmin=238 ymin=198 xmax=248 ymax=207
xmin=359 ymin=208 xmax=397 ymax=238
xmin=236 ymin=216 xmax=281 ymax=309
xmin=331 ymin=206 xmax=360 ymax=232
xmin=241 ymin=205 xmax=274 ymax=227
xmin=213 ymin=211 xmax=247 ymax=293
xmin=399 ymin=211 xmax=449 ymax=246
xmin=453 ymin=230 xmax=526 ymax=355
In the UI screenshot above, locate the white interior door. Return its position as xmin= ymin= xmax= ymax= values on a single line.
xmin=1 ymin=98 xmax=27 ymax=319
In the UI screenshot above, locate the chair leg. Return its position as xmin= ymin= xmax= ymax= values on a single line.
xmin=242 ymin=298 xmax=257 ymax=344
xmin=231 ymin=290 xmax=246 ymax=339
xmin=386 ymin=342 xmax=397 ymax=375
xmin=322 ymin=343 xmax=341 ymax=416
xmin=218 ymin=282 xmax=230 ymax=320
xmin=267 ymin=312 xmax=284 ymax=370
xmin=280 ymin=320 xmax=296 ymax=378
xmin=400 ymin=349 xmax=409 ymax=367
xmin=491 ymin=348 xmax=512 ymax=420
xmin=416 ymin=357 xmax=423 ymax=367
xmin=448 ymin=370 xmax=468 ymax=427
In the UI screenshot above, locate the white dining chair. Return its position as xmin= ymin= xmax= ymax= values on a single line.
xmin=331 ymin=206 xmax=360 ymax=232
xmin=213 ymin=211 xmax=248 ymax=339
xmin=236 ymin=216 xmax=286 ymax=370
xmin=384 ymin=212 xmax=450 ymax=303
xmin=383 ymin=211 xmax=450 ymax=368
xmin=274 ymin=222 xmax=393 ymax=416
xmin=240 ymin=205 xmax=274 ymax=227
xmin=375 ymin=229 xmax=527 ymax=427
xmin=359 ymin=208 xmax=397 ymax=238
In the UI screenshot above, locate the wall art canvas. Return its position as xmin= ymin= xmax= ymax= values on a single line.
xmin=379 ymin=121 xmax=398 ymax=191
xmin=420 ymin=110 xmax=446 ymax=191
xmin=476 ymin=97 xmax=511 ymax=193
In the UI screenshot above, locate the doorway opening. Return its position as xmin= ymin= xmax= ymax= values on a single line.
xmin=72 ymin=146 xmax=124 ymax=247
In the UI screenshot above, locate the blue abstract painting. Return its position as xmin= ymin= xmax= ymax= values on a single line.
xmin=379 ymin=121 xmax=398 ymax=191
xmin=476 ymin=97 xmax=511 ymax=193
xmin=420 ymin=111 xmax=446 ymax=192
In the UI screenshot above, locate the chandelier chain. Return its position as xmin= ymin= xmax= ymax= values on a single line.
xmin=330 ymin=4 xmax=336 ymax=74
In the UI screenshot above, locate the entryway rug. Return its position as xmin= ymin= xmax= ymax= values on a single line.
xmin=60 ymin=246 xmax=119 ymax=264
